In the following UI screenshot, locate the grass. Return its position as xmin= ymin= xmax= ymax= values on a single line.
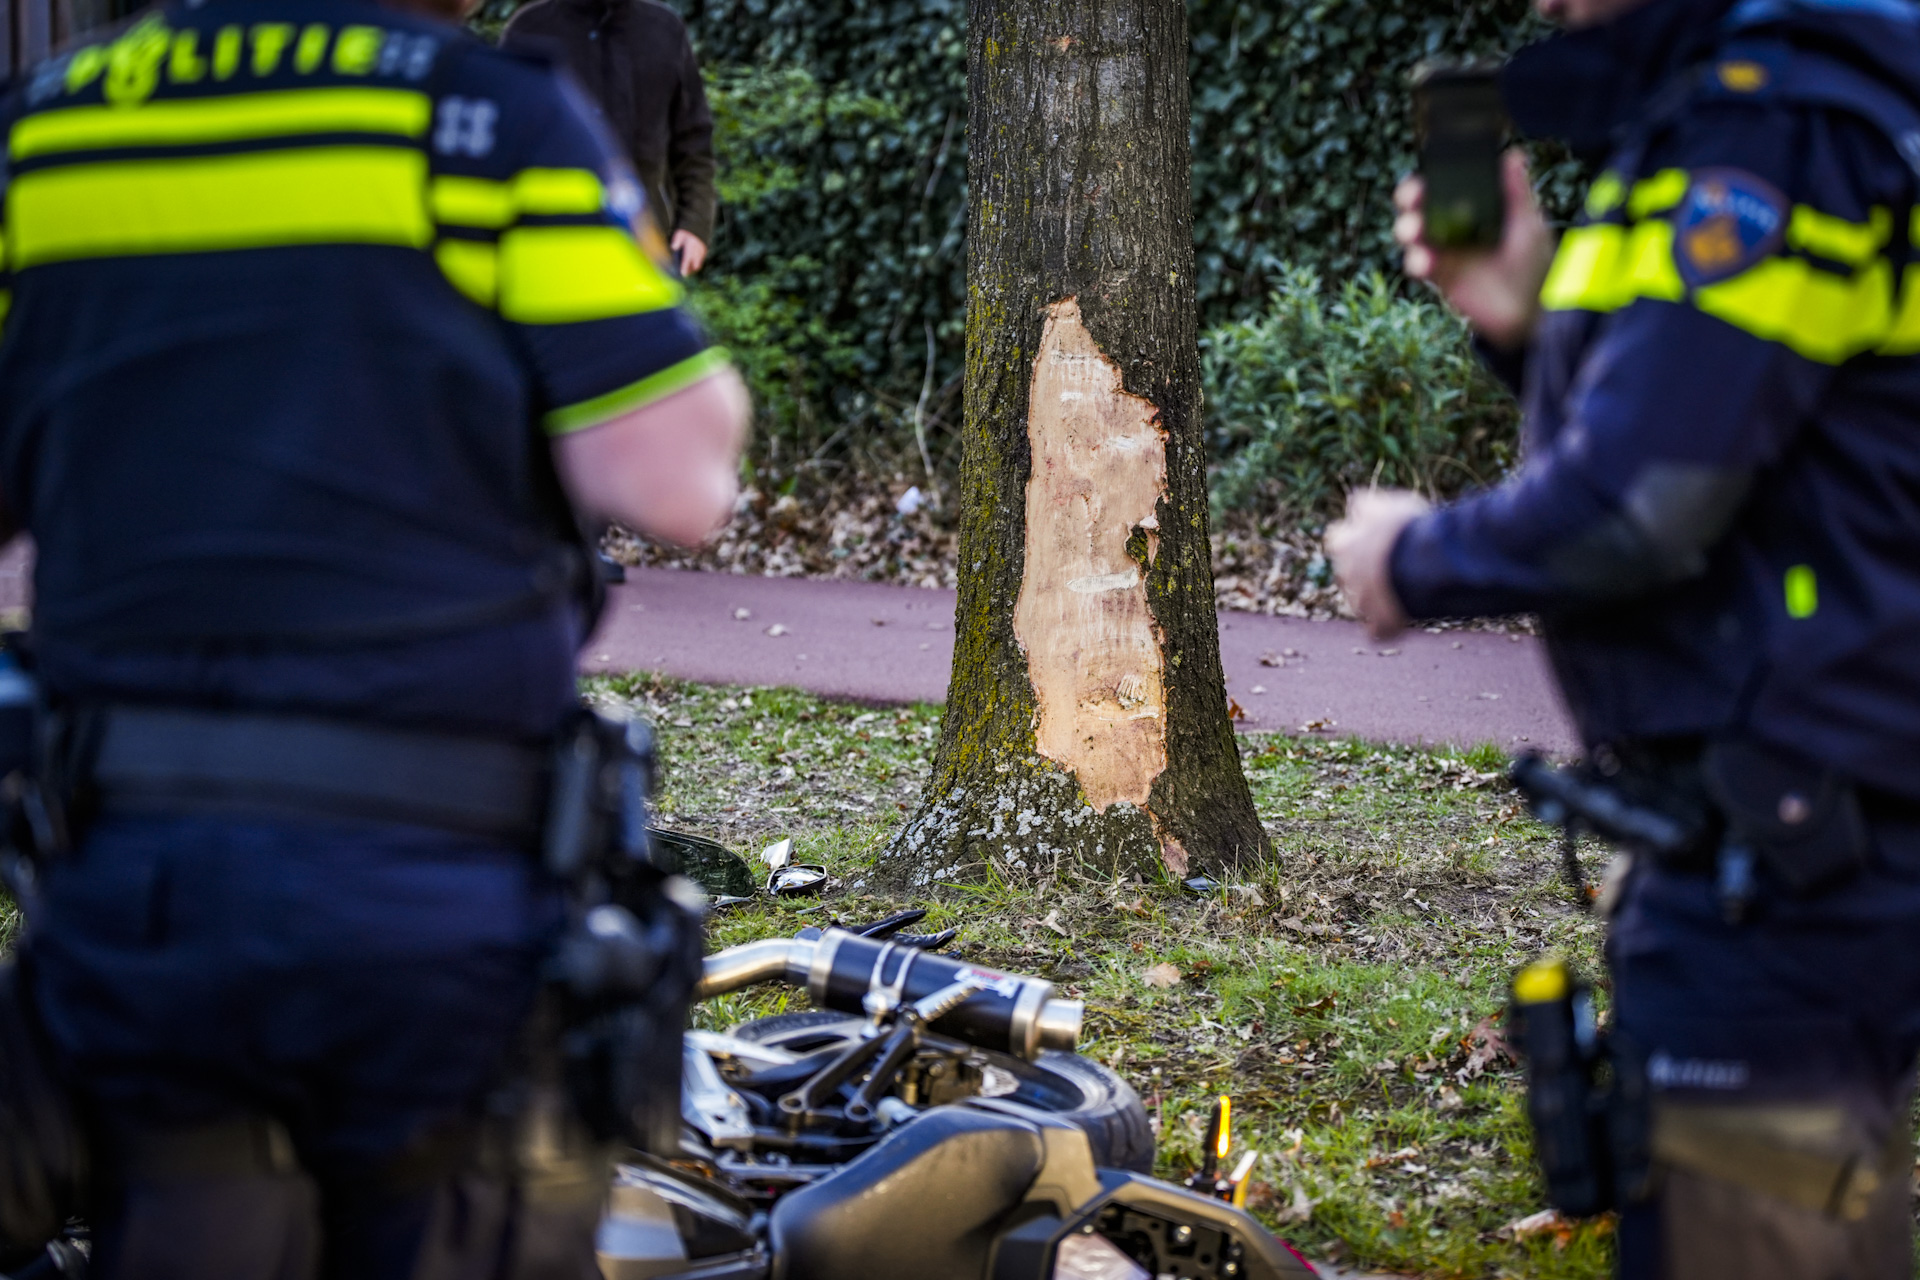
xmin=588 ymin=672 xmax=1617 ymax=1279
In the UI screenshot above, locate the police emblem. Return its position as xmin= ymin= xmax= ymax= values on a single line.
xmin=1672 ymin=168 xmax=1788 ymax=288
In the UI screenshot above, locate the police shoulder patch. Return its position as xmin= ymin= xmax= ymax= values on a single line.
xmin=1673 ymin=168 xmax=1789 ymax=288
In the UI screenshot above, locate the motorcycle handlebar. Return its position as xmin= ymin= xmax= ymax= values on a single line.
xmin=696 ymin=930 xmax=1083 ymax=1060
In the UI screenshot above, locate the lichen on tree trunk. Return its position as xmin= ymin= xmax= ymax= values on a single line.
xmin=874 ymin=0 xmax=1270 ymax=888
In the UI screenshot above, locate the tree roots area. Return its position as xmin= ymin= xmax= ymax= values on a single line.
xmin=589 ymin=672 xmax=1622 ymax=1279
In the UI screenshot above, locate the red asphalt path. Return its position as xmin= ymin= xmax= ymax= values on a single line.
xmin=0 ymin=543 xmax=1574 ymax=753
xmin=585 ymin=568 xmax=1578 ymax=755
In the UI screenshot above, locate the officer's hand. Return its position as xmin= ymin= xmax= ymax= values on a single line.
xmin=1326 ymin=488 xmax=1431 ymax=641
xmin=1394 ymin=150 xmax=1555 ymax=350
xmin=671 ymin=230 xmax=708 ymax=276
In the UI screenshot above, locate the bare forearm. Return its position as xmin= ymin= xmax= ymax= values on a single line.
xmin=553 ymin=369 xmax=750 ymax=546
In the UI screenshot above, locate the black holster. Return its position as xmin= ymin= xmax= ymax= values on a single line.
xmin=1702 ymin=738 xmax=1871 ymax=896
xmin=540 ymin=709 xmax=705 ymax=1156
xmin=1510 ymin=981 xmax=1653 ymax=1219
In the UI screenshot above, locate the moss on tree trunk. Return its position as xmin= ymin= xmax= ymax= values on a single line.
xmin=876 ymin=0 xmax=1270 ymax=888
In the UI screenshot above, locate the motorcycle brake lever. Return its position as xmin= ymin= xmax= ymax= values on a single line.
xmin=790 ymin=909 xmax=935 ymax=945
xmin=853 ymin=909 xmax=930 ymax=940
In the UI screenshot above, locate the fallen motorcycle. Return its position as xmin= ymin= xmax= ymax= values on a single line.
xmin=599 ymin=922 xmax=1319 ymax=1280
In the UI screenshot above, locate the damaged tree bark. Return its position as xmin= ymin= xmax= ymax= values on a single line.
xmin=878 ymin=0 xmax=1269 ymax=887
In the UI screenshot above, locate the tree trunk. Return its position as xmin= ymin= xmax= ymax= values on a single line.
xmin=877 ymin=0 xmax=1269 ymax=887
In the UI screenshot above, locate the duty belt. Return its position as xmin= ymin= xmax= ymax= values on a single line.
xmin=82 ymin=705 xmax=549 ymax=843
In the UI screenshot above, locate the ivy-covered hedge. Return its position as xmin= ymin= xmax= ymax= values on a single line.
xmin=510 ymin=0 xmax=1576 ymax=477
xmin=1188 ymin=2 xmax=1582 ymax=317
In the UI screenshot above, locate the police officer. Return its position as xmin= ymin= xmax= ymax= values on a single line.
xmin=0 ymin=0 xmax=748 ymax=1268
xmin=1327 ymin=0 xmax=1920 ymax=1274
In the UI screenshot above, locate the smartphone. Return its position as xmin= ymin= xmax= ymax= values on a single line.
xmin=1412 ymin=63 xmax=1509 ymax=250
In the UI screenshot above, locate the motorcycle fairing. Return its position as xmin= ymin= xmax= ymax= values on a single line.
xmin=769 ymin=1105 xmax=1047 ymax=1280
xmin=767 ymin=1093 xmax=1317 ymax=1280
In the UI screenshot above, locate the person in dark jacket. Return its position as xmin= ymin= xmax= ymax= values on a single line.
xmin=502 ymin=0 xmax=716 ymax=275
xmin=1329 ymin=0 xmax=1920 ymax=1275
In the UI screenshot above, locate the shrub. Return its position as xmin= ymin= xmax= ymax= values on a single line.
xmin=1203 ymin=268 xmax=1519 ymax=520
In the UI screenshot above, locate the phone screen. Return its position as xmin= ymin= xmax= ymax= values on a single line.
xmin=1412 ymin=65 xmax=1508 ymax=251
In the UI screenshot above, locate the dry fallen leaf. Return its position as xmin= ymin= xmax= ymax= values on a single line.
xmin=1259 ymin=651 xmax=1284 ymax=668
xmin=1276 ymin=1183 xmax=1315 ymax=1225
xmin=1458 ymin=1011 xmax=1512 ymax=1082
xmin=1300 ymin=717 xmax=1336 ymax=733
xmin=1141 ymin=963 xmax=1182 ymax=990
xmin=1038 ymin=909 xmax=1070 ymax=938
xmin=1227 ymin=698 xmax=1247 ymax=721
xmin=766 ymin=623 xmax=790 ymax=637
xmin=1363 ymin=1146 xmax=1421 ymax=1170
xmin=1502 ymin=1208 xmax=1571 ymax=1240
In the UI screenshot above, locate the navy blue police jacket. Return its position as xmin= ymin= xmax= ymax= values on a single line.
xmin=1392 ymin=0 xmax=1920 ymax=802
xmin=0 ymin=1 xmax=719 ymax=740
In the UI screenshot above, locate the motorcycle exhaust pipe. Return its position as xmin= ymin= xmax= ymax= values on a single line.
xmin=696 ymin=931 xmax=1083 ymax=1061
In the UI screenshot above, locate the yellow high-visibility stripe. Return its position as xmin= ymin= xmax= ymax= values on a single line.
xmin=1694 ymin=257 xmax=1893 ymax=365
xmin=1619 ymin=220 xmax=1685 ymax=304
xmin=1541 ymin=224 xmax=1625 ymax=311
xmin=1786 ymin=205 xmax=1890 ymax=267
xmin=1626 ymin=168 xmax=1689 ymax=219
xmin=1541 ymin=201 xmax=1905 ymax=365
xmin=435 ymin=239 xmax=497 ymax=307
xmin=513 ymin=167 xmax=602 ymax=215
xmin=1882 ymin=264 xmax=1920 ymax=354
xmin=430 ymin=176 xmax=516 ymax=229
xmin=8 ymin=146 xmax=430 ymax=267
xmin=498 ymin=224 xmax=680 ymax=324
xmin=10 ymin=87 xmax=430 ymax=161
xmin=1585 ymin=171 xmax=1626 ymax=218
xmin=1539 ymin=221 xmax=1683 ymax=313
xmin=429 ymin=168 xmax=604 ymax=230
xmin=545 ymin=347 xmax=732 ymax=435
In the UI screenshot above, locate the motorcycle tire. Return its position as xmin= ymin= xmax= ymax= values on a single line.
xmin=731 ymin=1011 xmax=1155 ymax=1174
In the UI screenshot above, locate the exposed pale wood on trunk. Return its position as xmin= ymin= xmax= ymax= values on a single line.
xmin=1016 ymin=298 xmax=1168 ymax=813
